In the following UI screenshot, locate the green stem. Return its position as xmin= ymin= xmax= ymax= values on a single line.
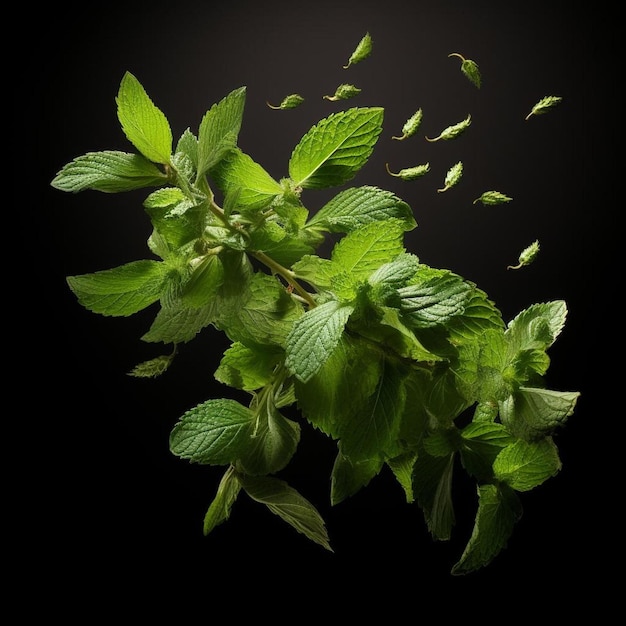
xmin=252 ymin=250 xmax=317 ymax=308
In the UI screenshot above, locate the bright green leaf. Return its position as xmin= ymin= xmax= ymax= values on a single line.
xmin=203 ymin=467 xmax=242 ymax=536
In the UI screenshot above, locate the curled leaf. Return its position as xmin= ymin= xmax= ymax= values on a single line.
xmin=392 ymin=108 xmax=423 ymax=141
xmin=343 ymin=32 xmax=373 ymax=68
xmin=525 ymin=96 xmax=562 ymax=120
xmin=473 ymin=191 xmax=513 ymax=206
xmin=267 ymin=94 xmax=305 ymax=110
xmin=323 ymin=84 xmax=362 ymax=102
xmin=426 ymin=114 xmax=471 ymax=142
xmin=448 ymin=52 xmax=481 ymax=88
xmin=437 ymin=161 xmax=463 ymax=193
xmin=507 ymin=240 xmax=540 ymax=270
xmin=386 ymin=162 xmax=430 ymax=181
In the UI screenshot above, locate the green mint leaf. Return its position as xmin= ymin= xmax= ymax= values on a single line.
xmin=437 ymin=161 xmax=463 ymax=192
xmin=392 ymin=108 xmax=423 ymax=141
xmin=175 ymin=128 xmax=199 ymax=168
xmin=339 ymin=358 xmax=407 ymax=462
xmin=459 ymin=421 xmax=515 ymax=481
xmin=323 ymin=83 xmax=362 ymax=101
xmin=197 ymin=86 xmax=246 ymax=179
xmin=141 ymin=298 xmax=219 ymax=344
xmin=116 ymin=71 xmax=173 ymax=164
xmin=473 ymin=191 xmax=513 ymax=206
xmin=368 ymin=252 xmax=421 ymax=289
xmin=448 ymin=53 xmax=481 ymax=89
xmin=210 ymin=148 xmax=283 ymax=210
xmin=451 ymin=483 xmax=522 ymax=575
xmin=525 ymin=95 xmax=562 ymax=121
xmin=500 ymin=387 xmax=580 ymax=442
xmin=306 ymin=185 xmax=416 ymax=233
xmin=330 ymin=451 xmax=383 ymax=505
xmin=493 ymin=438 xmax=561 ymax=491
xmin=426 ymin=115 xmax=471 ymax=142
xmin=51 ymin=151 xmax=167 ymax=193
xmin=413 ymin=451 xmax=456 ymax=540
xmin=169 ymin=398 xmax=254 ymax=465
xmin=128 ymin=353 xmax=175 ymax=378
xmin=343 ymin=32 xmax=373 ymax=69
xmin=267 ymin=94 xmax=305 ymax=110
xmin=285 ymin=300 xmax=354 ymax=382
xmin=215 ymin=342 xmax=281 ymax=391
xmin=238 ymin=407 xmax=300 ymax=475
xmin=67 ymin=260 xmax=167 ymax=317
xmin=331 ymin=218 xmax=406 ymax=282
xmin=203 ymin=467 xmax=242 ymax=536
xmin=507 ymin=239 xmax=540 ymax=270
xmin=217 ymin=273 xmax=303 ymax=349
xmin=239 ymin=475 xmax=333 ymax=551
xmin=248 ymin=222 xmax=316 ymax=268
xmin=505 ymin=300 xmax=568 ymax=356
xmin=288 ymin=107 xmax=384 ymax=189
xmin=387 ymin=452 xmax=418 ymax=503
xmin=180 ymin=255 xmax=225 ymax=308
xmin=398 ymin=267 xmax=473 ymax=329
xmin=385 ymin=162 xmax=430 ymax=181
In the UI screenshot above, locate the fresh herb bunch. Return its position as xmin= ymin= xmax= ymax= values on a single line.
xmin=51 ymin=37 xmax=579 ymax=575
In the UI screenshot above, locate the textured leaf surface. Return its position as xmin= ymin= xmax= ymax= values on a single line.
xmin=240 ymin=475 xmax=332 ymax=551
xmin=289 ymin=107 xmax=383 ymax=189
xmin=169 ymin=399 xmax=254 ymax=465
xmin=493 ymin=438 xmax=561 ymax=491
xmin=51 ymin=151 xmax=167 ymax=193
xmin=67 ymin=260 xmax=167 ymax=316
xmin=116 ymin=72 xmax=172 ymax=164
xmin=203 ymin=467 xmax=242 ymax=535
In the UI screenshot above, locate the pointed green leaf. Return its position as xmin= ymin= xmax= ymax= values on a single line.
xmin=330 ymin=451 xmax=383 ymax=505
xmin=500 ymin=387 xmax=580 ymax=441
xmin=238 ymin=407 xmax=301 ymax=476
xmin=285 ymin=300 xmax=354 ymax=382
xmin=413 ymin=451 xmax=456 ymax=540
xmin=505 ymin=300 xmax=567 ymax=355
xmin=460 ymin=421 xmax=515 ymax=481
xmin=210 ymin=148 xmax=283 ymax=210
xmin=67 ymin=260 xmax=168 ymax=317
xmin=387 ymin=452 xmax=418 ymax=503
xmin=203 ymin=467 xmax=242 ymax=536
xmin=493 ymin=438 xmax=562 ymax=491
xmin=306 ymin=185 xmax=416 ymax=233
xmin=398 ymin=268 xmax=473 ymax=328
xmin=51 ymin=151 xmax=167 ymax=193
xmin=343 ymin=32 xmax=373 ymax=68
xmin=289 ymin=107 xmax=384 ymax=189
xmin=169 ymin=398 xmax=254 ymax=465
xmin=451 ymin=484 xmax=522 ymax=575
xmin=239 ymin=475 xmax=333 ymax=551
xmin=116 ymin=71 xmax=173 ymax=164
xmin=181 ymin=255 xmax=225 ymax=308
xmin=331 ymin=218 xmax=406 ymax=282
xmin=215 ymin=342 xmax=281 ymax=391
xmin=197 ymin=86 xmax=246 ymax=179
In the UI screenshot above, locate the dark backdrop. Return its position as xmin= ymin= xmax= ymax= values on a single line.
xmin=38 ymin=0 xmax=610 ymax=612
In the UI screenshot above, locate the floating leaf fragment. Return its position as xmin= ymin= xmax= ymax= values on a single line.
xmin=323 ymin=84 xmax=362 ymax=102
xmin=473 ymin=191 xmax=513 ymax=206
xmin=392 ymin=108 xmax=423 ymax=140
xmin=267 ymin=94 xmax=305 ymax=110
xmin=426 ymin=114 xmax=471 ymax=142
xmin=525 ymin=96 xmax=562 ymax=120
xmin=343 ymin=32 xmax=373 ymax=68
xmin=385 ymin=162 xmax=430 ymax=180
xmin=507 ymin=240 xmax=540 ymax=269
xmin=437 ymin=161 xmax=463 ymax=192
xmin=448 ymin=52 xmax=481 ymax=88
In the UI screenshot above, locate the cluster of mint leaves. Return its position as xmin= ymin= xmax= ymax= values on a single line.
xmin=52 ymin=47 xmax=579 ymax=574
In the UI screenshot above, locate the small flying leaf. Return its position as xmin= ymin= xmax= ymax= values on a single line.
xmin=473 ymin=191 xmax=513 ymax=206
xmin=507 ymin=240 xmax=540 ymax=270
xmin=267 ymin=94 xmax=305 ymax=110
xmin=448 ymin=52 xmax=481 ymax=89
xmin=128 ymin=353 xmax=175 ymax=378
xmin=437 ymin=161 xmax=463 ymax=192
xmin=392 ymin=108 xmax=423 ymax=140
xmin=323 ymin=84 xmax=362 ymax=102
xmin=385 ymin=162 xmax=430 ymax=181
xmin=343 ymin=32 xmax=373 ymax=68
xmin=426 ymin=114 xmax=471 ymax=142
xmin=525 ymin=96 xmax=562 ymax=120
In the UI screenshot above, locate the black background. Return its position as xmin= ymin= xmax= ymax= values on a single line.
xmin=38 ymin=0 xmax=611 ymax=612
